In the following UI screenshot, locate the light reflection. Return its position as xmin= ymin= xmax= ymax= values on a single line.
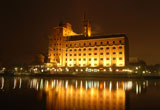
xmin=0 ymin=77 xmax=159 ymax=110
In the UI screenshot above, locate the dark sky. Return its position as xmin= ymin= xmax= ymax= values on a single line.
xmin=1 ymin=0 xmax=160 ymax=65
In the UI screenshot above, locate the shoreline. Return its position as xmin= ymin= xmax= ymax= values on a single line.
xmin=1 ymin=72 xmax=160 ymax=79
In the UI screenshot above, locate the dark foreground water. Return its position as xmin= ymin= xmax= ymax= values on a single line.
xmin=0 ymin=76 xmax=160 ymax=110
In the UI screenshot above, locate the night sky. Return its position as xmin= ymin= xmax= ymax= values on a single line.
xmin=1 ymin=0 xmax=160 ymax=66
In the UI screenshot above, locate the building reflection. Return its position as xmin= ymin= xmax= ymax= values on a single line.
xmin=42 ymin=80 xmax=125 ymax=110
xmin=0 ymin=77 xmax=160 ymax=110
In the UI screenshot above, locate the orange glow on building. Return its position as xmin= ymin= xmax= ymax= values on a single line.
xmin=48 ymin=19 xmax=129 ymax=68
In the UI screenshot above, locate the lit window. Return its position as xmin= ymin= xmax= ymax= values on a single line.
xmin=113 ymin=47 xmax=116 ymax=49
xmin=100 ymin=48 xmax=103 ymax=50
xmin=100 ymin=53 xmax=103 ymax=55
xmin=106 ymin=47 xmax=109 ymax=49
xmin=119 ymin=57 xmax=123 ymax=60
xmin=113 ymin=58 xmax=116 ymax=60
xmin=106 ymin=58 xmax=110 ymax=60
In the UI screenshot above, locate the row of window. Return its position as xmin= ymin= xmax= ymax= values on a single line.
xmin=66 ymin=57 xmax=123 ymax=61
xmin=66 ymin=52 xmax=123 ymax=56
xmin=67 ymin=46 xmax=122 ymax=52
xmin=66 ymin=40 xmax=122 ymax=47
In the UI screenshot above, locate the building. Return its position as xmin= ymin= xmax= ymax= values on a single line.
xmin=48 ymin=18 xmax=129 ymax=68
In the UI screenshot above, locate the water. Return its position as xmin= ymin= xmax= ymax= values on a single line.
xmin=0 ymin=76 xmax=160 ymax=110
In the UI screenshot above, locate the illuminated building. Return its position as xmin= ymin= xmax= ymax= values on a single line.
xmin=48 ymin=17 xmax=129 ymax=67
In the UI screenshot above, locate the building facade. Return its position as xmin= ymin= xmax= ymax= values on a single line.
xmin=48 ymin=19 xmax=129 ymax=68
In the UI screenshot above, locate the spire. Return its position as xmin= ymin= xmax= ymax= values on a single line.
xmin=83 ymin=13 xmax=91 ymax=37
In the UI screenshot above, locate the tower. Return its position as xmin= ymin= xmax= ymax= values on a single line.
xmin=83 ymin=13 xmax=91 ymax=37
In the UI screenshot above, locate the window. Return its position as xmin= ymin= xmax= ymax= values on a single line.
xmin=83 ymin=53 xmax=86 ymax=56
xmin=66 ymin=54 xmax=67 ymax=56
xmin=106 ymin=58 xmax=110 ymax=60
xmin=70 ymin=54 xmax=72 ymax=56
xmin=95 ymin=42 xmax=97 ymax=45
xmin=66 ymin=49 xmax=68 ymax=52
xmin=66 ymin=59 xmax=67 ymax=61
xmin=89 ymin=58 xmax=91 ymax=61
xmin=119 ymin=46 xmax=122 ymax=49
xmin=83 ymin=48 xmax=86 ymax=51
xmin=89 ymin=53 xmax=91 ymax=55
xmin=74 ymin=59 xmax=76 ymax=61
xmin=113 ymin=41 xmax=115 ymax=44
xmin=101 ymin=42 xmax=103 ymax=45
xmin=74 ymin=49 xmax=77 ymax=51
xmin=119 ymin=57 xmax=123 ymax=60
xmin=70 ymin=59 xmax=72 ymax=61
xmin=119 ymin=52 xmax=122 ymax=54
xmin=83 ymin=58 xmax=86 ymax=61
xmin=70 ymin=44 xmax=72 ymax=47
xmin=113 ymin=47 xmax=116 ymax=49
xmin=74 ymin=54 xmax=76 ymax=56
xmin=100 ymin=58 xmax=103 ymax=60
xmin=106 ymin=47 xmax=109 ymax=50
xmin=79 ymin=53 xmax=81 ymax=56
xmin=94 ymin=48 xmax=97 ymax=50
xmin=107 ymin=41 xmax=109 ymax=44
xmin=100 ymin=53 xmax=103 ymax=55
xmin=89 ymin=43 xmax=91 ymax=46
xmin=94 ymin=53 xmax=97 ymax=55
xmin=106 ymin=52 xmax=109 ymax=55
xmin=94 ymin=58 xmax=97 ymax=61
xmin=70 ymin=49 xmax=72 ymax=51
xmin=119 ymin=40 xmax=122 ymax=44
xmin=113 ymin=52 xmax=116 ymax=54
xmin=79 ymin=49 xmax=81 ymax=51
xmin=66 ymin=44 xmax=68 ymax=47
xmin=100 ymin=48 xmax=103 ymax=50
xmin=79 ymin=59 xmax=81 ymax=61
xmin=84 ymin=43 xmax=86 ymax=46
xmin=89 ymin=48 xmax=91 ymax=51
xmin=113 ymin=58 xmax=116 ymax=60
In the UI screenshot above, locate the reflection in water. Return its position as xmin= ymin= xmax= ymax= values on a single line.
xmin=0 ymin=77 xmax=160 ymax=110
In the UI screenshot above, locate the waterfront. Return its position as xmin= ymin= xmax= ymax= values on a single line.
xmin=0 ymin=76 xmax=160 ymax=110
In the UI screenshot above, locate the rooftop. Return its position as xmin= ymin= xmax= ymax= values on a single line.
xmin=68 ymin=34 xmax=127 ymax=41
